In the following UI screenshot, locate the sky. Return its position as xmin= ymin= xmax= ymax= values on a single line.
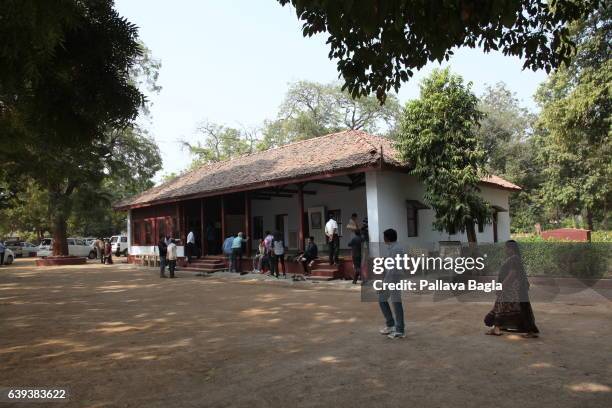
xmin=115 ymin=0 xmax=549 ymax=180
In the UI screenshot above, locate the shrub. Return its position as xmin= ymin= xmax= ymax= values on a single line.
xmin=475 ymin=242 xmax=611 ymax=278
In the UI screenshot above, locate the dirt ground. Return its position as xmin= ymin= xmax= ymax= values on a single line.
xmin=1 ymin=258 xmax=610 ymax=408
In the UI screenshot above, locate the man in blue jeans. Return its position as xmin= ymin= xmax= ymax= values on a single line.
xmin=378 ymin=228 xmax=406 ymax=339
xmin=231 ymin=232 xmax=248 ymax=274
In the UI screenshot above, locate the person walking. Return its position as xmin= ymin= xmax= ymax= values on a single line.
xmin=167 ymin=239 xmax=177 ymax=278
xmin=378 ymin=228 xmax=406 ymax=339
xmin=348 ymin=229 xmax=364 ymax=284
xmin=271 ymin=232 xmax=286 ymax=278
xmin=231 ymin=232 xmax=248 ymax=274
xmin=325 ymin=214 xmax=339 ymax=265
xmin=484 ymin=240 xmax=539 ymax=338
xmin=0 ymin=241 xmax=5 ymax=266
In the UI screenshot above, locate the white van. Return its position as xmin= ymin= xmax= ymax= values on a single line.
xmin=37 ymin=238 xmax=97 ymax=259
xmin=110 ymin=235 xmax=128 ymax=256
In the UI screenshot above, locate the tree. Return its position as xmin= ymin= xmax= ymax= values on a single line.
xmin=477 ymin=83 xmax=535 ymax=175
xmin=535 ymin=3 xmax=611 ymax=230
xmin=259 ymin=80 xmax=400 ymax=149
xmin=397 ymin=68 xmax=489 ymax=242
xmin=476 ymin=83 xmax=544 ymax=232
xmin=184 ymin=122 xmax=254 ymax=166
xmin=278 ymin=0 xmax=599 ymax=102
xmin=1 ymin=1 xmax=156 ymax=255
xmin=0 ymin=182 xmax=51 ymax=242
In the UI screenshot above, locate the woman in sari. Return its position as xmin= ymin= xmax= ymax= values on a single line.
xmin=484 ymin=240 xmax=539 ymax=338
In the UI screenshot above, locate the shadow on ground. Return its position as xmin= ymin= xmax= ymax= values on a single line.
xmin=0 ymin=258 xmax=610 ymax=407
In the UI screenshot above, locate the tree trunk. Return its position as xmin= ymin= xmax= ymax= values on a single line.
xmin=52 ymin=214 xmax=69 ymax=256
xmin=586 ymin=208 xmax=594 ymax=231
xmin=49 ymin=186 xmax=74 ymax=256
xmin=465 ymin=221 xmax=477 ymax=244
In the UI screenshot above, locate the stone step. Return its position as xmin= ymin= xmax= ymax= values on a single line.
xmin=190 ymin=260 xmax=225 ymax=267
xmin=181 ymin=265 xmax=225 ymax=273
xmin=311 ymin=259 xmax=347 ymax=265
xmin=310 ymin=270 xmax=336 ymax=276
xmin=307 ymin=275 xmax=334 ymax=281
xmin=309 ymin=266 xmax=338 ymax=273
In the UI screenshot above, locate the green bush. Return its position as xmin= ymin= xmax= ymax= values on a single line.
xmin=591 ymin=230 xmax=612 ymax=242
xmin=513 ymin=231 xmax=612 ymax=243
xmin=474 ymin=242 xmax=611 ymax=278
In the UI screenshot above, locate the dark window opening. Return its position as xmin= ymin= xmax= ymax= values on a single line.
xmin=478 ymin=219 xmax=484 ymax=233
xmin=253 ymin=216 xmax=263 ymax=240
xmin=133 ymin=221 xmax=142 ymax=245
xmin=144 ymin=220 xmax=153 ymax=245
xmin=406 ymin=204 xmax=418 ymax=237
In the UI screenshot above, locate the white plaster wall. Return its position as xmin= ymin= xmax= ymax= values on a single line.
xmin=250 ymin=182 xmax=367 ymax=249
xmin=126 ymin=209 xmax=132 ymax=253
xmin=366 ymin=170 xmax=511 ymax=251
xmin=130 ymin=245 xmax=185 ymax=257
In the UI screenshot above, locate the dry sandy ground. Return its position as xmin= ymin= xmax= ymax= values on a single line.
xmin=0 ymin=258 xmax=611 ymax=408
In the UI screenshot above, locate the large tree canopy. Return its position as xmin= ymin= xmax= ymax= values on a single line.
xmin=0 ymin=0 xmax=143 ymax=151
xmin=0 ymin=0 xmax=158 ymax=254
xmin=476 ymin=83 xmax=543 ymax=232
xmin=278 ymin=0 xmax=599 ymax=101
xmin=259 ymin=80 xmax=400 ymax=148
xmin=184 ymin=80 xmax=401 ymax=167
xmin=397 ymin=68 xmax=488 ymax=242
xmin=535 ymin=2 xmax=611 ymax=230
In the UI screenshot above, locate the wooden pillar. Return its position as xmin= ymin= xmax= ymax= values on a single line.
xmin=177 ymin=202 xmax=185 ymax=245
xmin=244 ymin=191 xmax=251 ymax=255
xmin=297 ymin=183 xmax=305 ymax=251
xmin=175 ymin=203 xmax=181 ymax=240
xmin=221 ymin=195 xmax=226 ymax=241
xmin=200 ymin=198 xmax=206 ymax=256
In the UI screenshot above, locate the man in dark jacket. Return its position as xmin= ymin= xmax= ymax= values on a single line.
xmin=300 ymin=236 xmax=318 ymax=275
xmin=158 ymin=234 xmax=168 ymax=278
xmin=348 ymin=229 xmax=364 ymax=284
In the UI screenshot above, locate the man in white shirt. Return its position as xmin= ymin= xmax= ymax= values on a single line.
xmin=186 ymin=230 xmax=195 ymax=264
xmin=167 ymin=239 xmax=177 ymax=278
xmin=325 ymin=214 xmax=339 ymax=265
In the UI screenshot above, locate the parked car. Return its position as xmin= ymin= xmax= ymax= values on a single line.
xmin=37 ymin=238 xmax=97 ymax=259
xmin=84 ymin=238 xmax=97 ymax=247
xmin=4 ymin=240 xmax=22 ymax=257
xmin=37 ymin=238 xmax=53 ymax=254
xmin=2 ymin=248 xmax=15 ymax=265
xmin=20 ymin=242 xmax=38 ymax=257
xmin=110 ymin=235 xmax=128 ymax=256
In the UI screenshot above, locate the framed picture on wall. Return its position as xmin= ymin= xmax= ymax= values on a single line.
xmin=311 ymin=212 xmax=322 ymax=229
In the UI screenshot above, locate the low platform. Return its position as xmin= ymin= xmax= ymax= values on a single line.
xmin=36 ymin=256 xmax=87 ymax=266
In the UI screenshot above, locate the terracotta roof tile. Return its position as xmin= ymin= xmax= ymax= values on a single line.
xmin=115 ymin=130 xmax=520 ymax=209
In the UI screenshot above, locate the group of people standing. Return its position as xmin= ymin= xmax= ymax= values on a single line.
xmin=157 ymin=234 xmax=178 ymax=278
xmin=94 ymin=238 xmax=114 ymax=265
xmin=325 ymin=212 xmax=367 ymax=284
xmin=222 ymin=232 xmax=249 ymax=274
xmin=232 ymin=231 xmax=288 ymax=278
